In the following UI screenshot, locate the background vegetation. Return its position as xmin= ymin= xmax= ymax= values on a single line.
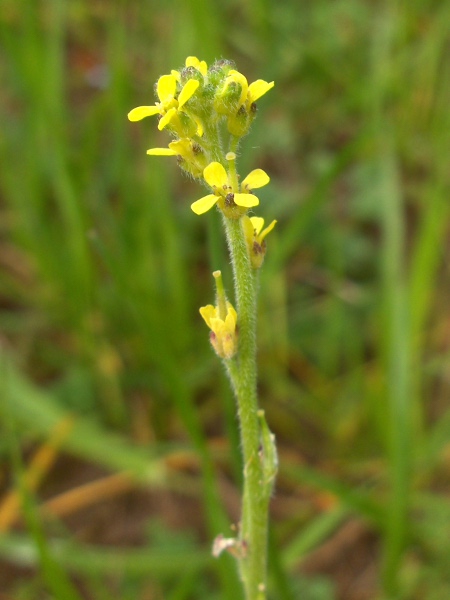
xmin=1 ymin=1 xmax=450 ymax=598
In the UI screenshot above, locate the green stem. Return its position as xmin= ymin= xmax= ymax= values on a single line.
xmin=227 ymin=136 xmax=240 ymax=191
xmin=202 ymin=122 xmax=224 ymax=164
xmin=224 ymin=217 xmax=271 ymax=600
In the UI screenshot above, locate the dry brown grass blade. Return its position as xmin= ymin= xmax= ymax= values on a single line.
xmin=0 ymin=417 xmax=74 ymax=532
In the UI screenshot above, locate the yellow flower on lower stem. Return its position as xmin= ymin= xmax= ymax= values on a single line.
xmin=191 ymin=162 xmax=270 ymax=216
xmin=200 ymin=301 xmax=238 ymax=360
xmin=200 ymin=270 xmax=238 ymax=359
xmin=127 ymin=73 xmax=199 ymax=133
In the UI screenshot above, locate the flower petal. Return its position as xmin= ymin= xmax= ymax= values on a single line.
xmin=223 ymin=315 xmax=235 ymax=335
xmin=178 ymin=79 xmax=199 ymax=108
xmin=203 ymin=162 xmax=228 ymax=189
xmin=221 ymin=336 xmax=236 ymax=359
xmin=192 ymin=114 xmax=204 ymax=137
xmin=191 ymin=194 xmax=219 ymax=215
xmin=169 ymin=138 xmax=192 ymax=158
xmin=128 ymin=105 xmax=160 ymax=121
xmin=199 ymin=305 xmax=217 ymax=328
xmin=233 ymin=193 xmax=260 ymax=208
xmin=241 ymin=169 xmax=270 ymax=190
xmin=186 ymin=56 xmax=207 ymax=76
xmin=225 ymin=302 xmax=237 ymax=326
xmin=259 ymin=219 xmax=277 ymax=241
xmin=156 ymin=74 xmax=177 ymax=102
xmin=250 ymin=216 xmax=265 ymax=235
xmin=242 ymin=215 xmax=255 ymax=242
xmin=158 ymin=107 xmax=177 ymax=130
xmin=146 ymin=148 xmax=177 ymax=155
xmin=226 ymin=70 xmax=249 ymax=106
xmin=248 ymin=80 xmax=274 ymax=103
xmin=209 ymin=316 xmax=223 ymax=337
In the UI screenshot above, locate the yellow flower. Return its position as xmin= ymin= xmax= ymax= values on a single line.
xmin=191 ymin=162 xmax=270 ymax=215
xmin=127 ymin=74 xmax=199 ymax=132
xmin=200 ymin=301 xmax=238 ymax=359
xmin=146 ymin=138 xmax=192 ymax=157
xmin=223 ymin=70 xmax=274 ymax=111
xmin=246 ymin=216 xmax=277 ymax=243
xmin=235 ymin=169 xmax=270 ymax=207
xmin=242 ymin=216 xmax=277 ymax=268
xmin=146 ymin=138 xmax=207 ymax=178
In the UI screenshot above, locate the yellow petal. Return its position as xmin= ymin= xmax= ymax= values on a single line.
xmin=192 ymin=114 xmax=204 ymax=136
xmin=127 ymin=105 xmax=160 ymax=121
xmin=226 ymin=70 xmax=249 ymax=106
xmin=156 ymin=74 xmax=177 ymax=102
xmin=171 ymin=69 xmax=181 ymax=82
xmin=241 ymin=169 xmax=270 ymax=190
xmin=209 ymin=316 xmax=223 ymax=337
xmin=169 ymin=138 xmax=192 ymax=158
xmin=259 ymin=219 xmax=277 ymax=242
xmin=242 ymin=215 xmax=255 ymax=242
xmin=225 ymin=302 xmax=237 ymax=326
xmin=186 ymin=56 xmax=199 ymax=67
xmin=186 ymin=56 xmax=207 ymax=76
xmin=146 ymin=148 xmax=177 ymax=155
xmin=178 ymin=79 xmax=199 ymax=108
xmin=191 ymin=194 xmax=219 ymax=215
xmin=248 ymin=80 xmax=274 ymax=103
xmin=199 ymin=305 xmax=217 ymax=328
xmin=233 ymin=193 xmax=259 ymax=208
xmin=250 ymin=216 xmax=264 ymax=235
xmin=221 ymin=336 xmax=235 ymax=359
xmin=203 ymin=162 xmax=228 ymax=188
xmin=158 ymin=107 xmax=177 ymax=130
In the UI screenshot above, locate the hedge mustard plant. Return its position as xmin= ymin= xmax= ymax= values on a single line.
xmin=129 ymin=56 xmax=277 ymax=600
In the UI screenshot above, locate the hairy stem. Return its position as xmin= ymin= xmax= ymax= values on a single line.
xmin=224 ymin=217 xmax=271 ymax=600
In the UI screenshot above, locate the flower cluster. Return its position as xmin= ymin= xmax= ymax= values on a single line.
xmin=128 ymin=57 xmax=278 ymax=358
xmin=128 ymin=56 xmax=275 ymax=221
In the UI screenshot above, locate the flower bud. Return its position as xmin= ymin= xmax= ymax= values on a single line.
xmin=179 ymin=66 xmax=204 ymax=87
xmin=207 ymin=59 xmax=236 ymax=88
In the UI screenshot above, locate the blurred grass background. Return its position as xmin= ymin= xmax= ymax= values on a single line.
xmin=0 ymin=0 xmax=450 ymax=598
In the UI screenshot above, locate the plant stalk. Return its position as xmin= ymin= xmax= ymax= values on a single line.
xmin=224 ymin=217 xmax=273 ymax=600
